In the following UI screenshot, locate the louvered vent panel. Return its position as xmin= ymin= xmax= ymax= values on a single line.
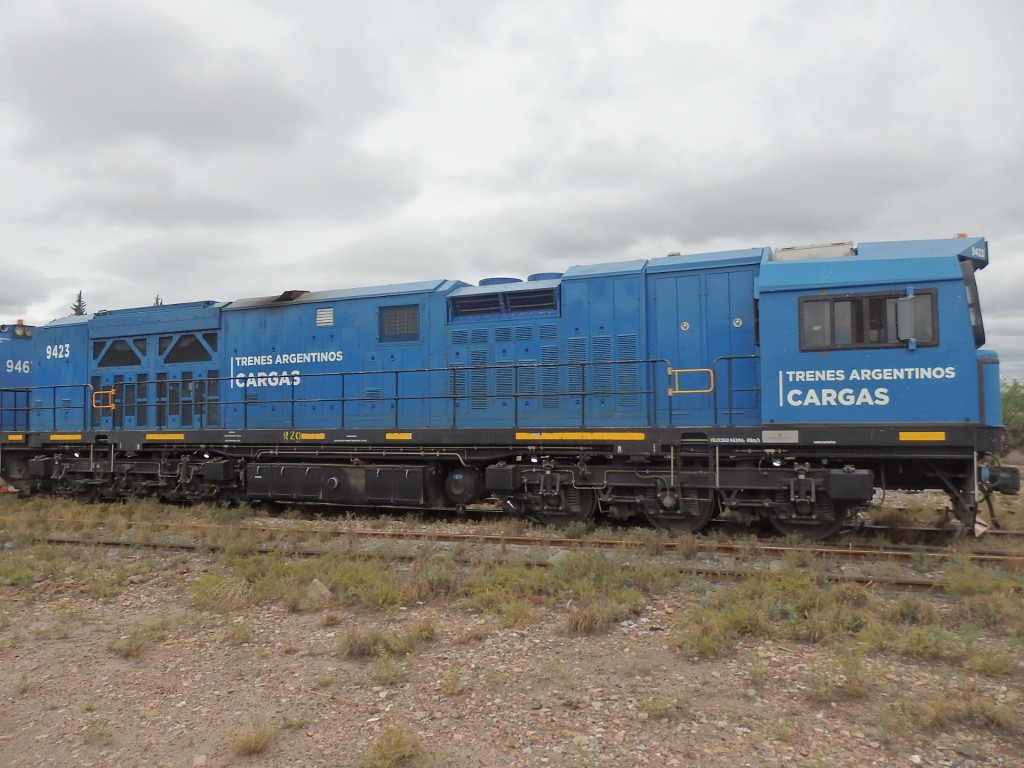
xmin=471 ymin=328 xmax=489 ymax=344
xmin=451 ymin=330 xmax=469 ymax=344
xmin=539 ymin=324 xmax=558 ymax=339
xmin=470 ymin=350 xmax=489 ymax=409
xmin=517 ymin=364 xmax=537 ymax=395
xmin=496 ymin=368 xmax=515 ymax=396
xmin=592 ymin=336 xmax=613 ymax=393
xmin=505 ymin=289 xmax=556 ymax=312
xmin=452 ymin=295 xmax=501 ymax=317
xmin=567 ymin=337 xmax=586 ymax=393
xmin=450 ymin=369 xmax=467 ymax=397
xmin=315 ymin=307 xmax=334 ymax=327
xmin=541 ymin=345 xmax=560 ymax=408
xmin=515 ymin=326 xmax=533 ymax=341
xmin=495 ymin=327 xmax=513 ymax=343
xmin=617 ymin=334 xmax=640 ymax=407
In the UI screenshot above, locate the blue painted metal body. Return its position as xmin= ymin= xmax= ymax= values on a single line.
xmin=220 ymin=281 xmax=462 ymax=430
xmin=646 ymin=248 xmax=764 ymax=426
xmin=0 ymin=323 xmax=35 ymax=431
xmin=11 ymin=236 xmax=1004 ymax=436
xmin=83 ymin=302 xmax=224 ymax=433
xmin=30 ymin=317 xmax=90 ymax=432
xmin=758 ymin=237 xmax=992 ymax=426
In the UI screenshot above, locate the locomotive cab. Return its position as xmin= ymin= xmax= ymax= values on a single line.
xmin=757 ymin=236 xmax=1019 ymax=528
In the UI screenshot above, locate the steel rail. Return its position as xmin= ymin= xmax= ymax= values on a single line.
xmin=4 ymin=515 xmax=1023 ymax=567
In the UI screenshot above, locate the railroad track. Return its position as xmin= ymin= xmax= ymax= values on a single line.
xmin=4 ymin=513 xmax=1023 ymax=560
xmin=3 ymin=513 xmax=1022 ymax=593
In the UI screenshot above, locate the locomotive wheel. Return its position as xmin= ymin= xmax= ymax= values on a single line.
xmin=529 ymin=487 xmax=596 ymax=527
xmin=768 ymin=491 xmax=847 ymax=540
xmin=643 ymin=490 xmax=718 ymax=534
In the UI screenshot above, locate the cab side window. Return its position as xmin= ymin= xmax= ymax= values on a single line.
xmin=799 ymin=291 xmax=936 ymax=350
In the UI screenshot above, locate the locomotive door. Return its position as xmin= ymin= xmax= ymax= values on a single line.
xmin=650 ymin=269 xmax=758 ymax=426
xmin=92 ymin=371 xmax=210 ymax=431
xmin=91 ymin=372 xmax=149 ymax=431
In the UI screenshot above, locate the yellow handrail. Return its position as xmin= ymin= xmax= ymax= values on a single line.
xmin=91 ymin=389 xmax=117 ymax=410
xmin=667 ymin=367 xmax=714 ymax=395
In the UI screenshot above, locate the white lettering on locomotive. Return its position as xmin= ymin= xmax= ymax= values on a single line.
xmin=785 ymin=387 xmax=891 ymax=407
xmin=234 ymin=370 xmax=302 ymax=388
xmin=779 ymin=366 xmax=956 ymax=408
xmin=229 ymin=349 xmax=343 ymax=388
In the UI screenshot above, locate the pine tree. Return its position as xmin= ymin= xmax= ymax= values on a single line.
xmin=71 ymin=291 xmax=87 ymax=316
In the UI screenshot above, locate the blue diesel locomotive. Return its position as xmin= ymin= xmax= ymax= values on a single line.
xmin=0 ymin=235 xmax=1018 ymax=537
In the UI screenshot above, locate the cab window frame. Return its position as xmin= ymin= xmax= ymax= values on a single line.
xmin=798 ymin=289 xmax=938 ymax=351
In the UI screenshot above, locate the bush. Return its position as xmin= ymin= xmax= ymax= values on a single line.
xmin=362 ymin=726 xmax=436 ymax=768
xmin=1002 ymin=378 xmax=1024 ymax=453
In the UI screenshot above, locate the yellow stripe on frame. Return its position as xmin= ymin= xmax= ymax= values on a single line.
xmin=299 ymin=433 xmax=326 ymax=440
xmin=386 ymin=432 xmax=413 ymax=440
xmin=6 ymin=434 xmax=24 ymax=442
xmin=515 ymin=431 xmax=647 ymax=441
xmin=49 ymin=434 xmax=83 ymax=441
xmin=145 ymin=433 xmax=186 ymax=441
xmin=899 ymin=431 xmax=947 ymax=442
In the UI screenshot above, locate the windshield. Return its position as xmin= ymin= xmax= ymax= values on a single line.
xmin=961 ymin=259 xmax=986 ymax=347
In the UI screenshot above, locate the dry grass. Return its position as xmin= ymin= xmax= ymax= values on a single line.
xmin=361 ymin=726 xmax=436 ymax=768
xmin=188 ymin=574 xmax=253 ymax=613
xmin=107 ymin=619 xmax=170 ymax=658
xmin=339 ymin=620 xmax=437 ymax=661
xmin=642 ymin=694 xmax=692 ymax=720
xmin=231 ymin=715 xmax=276 ymax=756
xmin=917 ymin=690 xmax=1020 ymax=734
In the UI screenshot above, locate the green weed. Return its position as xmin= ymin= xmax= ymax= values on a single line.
xmin=642 ymin=694 xmax=692 ymax=720
xmin=895 ymin=626 xmax=964 ymax=662
xmin=964 ymin=648 xmax=1018 ymax=677
xmin=438 ymin=671 xmax=467 ymax=696
xmin=108 ymin=619 xmax=170 ymax=659
xmin=372 ymin=651 xmax=407 ymax=685
xmin=876 ymin=699 xmax=913 ymax=743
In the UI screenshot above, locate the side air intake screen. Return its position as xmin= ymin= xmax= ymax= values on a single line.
xmin=505 ymin=289 xmax=557 ymax=312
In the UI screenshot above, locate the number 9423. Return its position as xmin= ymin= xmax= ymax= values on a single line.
xmin=46 ymin=343 xmax=71 ymax=359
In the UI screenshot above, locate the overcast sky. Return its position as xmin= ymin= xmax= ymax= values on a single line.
xmin=2 ymin=0 xmax=1022 ymax=378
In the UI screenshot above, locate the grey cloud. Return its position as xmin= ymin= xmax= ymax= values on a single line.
xmin=218 ymin=141 xmax=421 ymax=224
xmin=23 ymin=235 xmax=253 ymax=320
xmin=0 ymin=262 xmax=49 ymax=318
xmin=25 ymin=136 xmax=418 ymax=230
xmin=40 ymin=186 xmax=269 ymax=230
xmin=95 ymin=234 xmax=252 ymax=280
xmin=0 ymin=5 xmax=314 ymax=155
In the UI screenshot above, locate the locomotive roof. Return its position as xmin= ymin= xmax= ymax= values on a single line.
xmin=559 ymin=259 xmax=647 ymax=278
xmin=447 ymin=277 xmax=562 ymax=298
xmin=645 ymin=247 xmax=768 ymax=273
xmin=89 ymin=300 xmax=225 ymax=337
xmin=555 ymin=247 xmax=769 ymax=279
xmin=223 ymin=279 xmax=467 ymax=310
xmin=758 ymin=236 xmax=988 ymax=292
